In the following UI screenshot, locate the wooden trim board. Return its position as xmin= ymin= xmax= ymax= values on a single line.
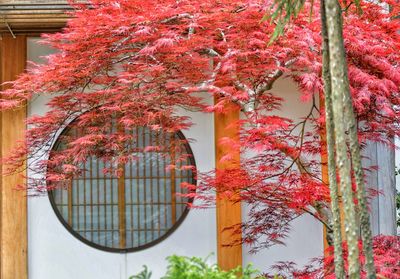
xmin=214 ymin=99 xmax=242 ymax=270
xmin=0 ymin=34 xmax=27 ymax=279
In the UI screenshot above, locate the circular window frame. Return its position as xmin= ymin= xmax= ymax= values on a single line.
xmin=47 ymin=120 xmax=197 ymax=253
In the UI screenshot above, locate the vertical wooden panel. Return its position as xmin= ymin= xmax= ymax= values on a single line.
xmin=376 ymin=141 xmax=396 ymax=235
xmin=117 ymin=124 xmax=126 ymax=248
xmin=118 ymin=167 xmax=126 ymax=248
xmin=214 ymin=99 xmax=242 ymax=270
xmin=321 ymin=95 xmax=396 ymax=241
xmin=0 ymin=34 xmax=27 ymax=279
xmin=363 ymin=140 xmax=397 ymax=236
xmin=362 ymin=141 xmax=380 ymax=236
xmin=319 ymin=98 xmax=330 ymax=250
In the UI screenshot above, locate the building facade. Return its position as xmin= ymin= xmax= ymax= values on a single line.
xmin=0 ymin=1 xmax=397 ymax=279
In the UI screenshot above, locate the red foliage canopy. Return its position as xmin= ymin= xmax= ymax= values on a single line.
xmin=1 ymin=0 xmax=399 ymax=249
xmin=267 ymin=235 xmax=400 ymax=278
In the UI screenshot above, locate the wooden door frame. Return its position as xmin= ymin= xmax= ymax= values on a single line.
xmin=0 ymin=34 xmax=28 ymax=279
xmin=214 ymin=99 xmax=243 ymax=270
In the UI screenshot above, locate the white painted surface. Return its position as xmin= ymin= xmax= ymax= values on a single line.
xmin=241 ymin=78 xmax=324 ymax=272
xmin=27 ymin=38 xmax=324 ymax=278
xmin=27 ymin=38 xmax=217 ymax=279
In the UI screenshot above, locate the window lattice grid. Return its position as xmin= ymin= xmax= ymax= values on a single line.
xmin=50 ymin=126 xmax=195 ymax=251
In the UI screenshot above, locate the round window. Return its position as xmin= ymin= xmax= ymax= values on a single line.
xmin=48 ymin=125 xmax=196 ymax=252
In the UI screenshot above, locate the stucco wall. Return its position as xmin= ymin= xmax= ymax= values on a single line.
xmin=26 ymin=38 xmax=323 ymax=279
xmin=27 ymin=37 xmax=217 ymax=279
xmin=241 ymin=78 xmax=323 ymax=272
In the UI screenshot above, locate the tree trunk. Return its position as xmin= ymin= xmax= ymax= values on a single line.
xmin=324 ymin=0 xmax=361 ymax=277
xmin=324 ymin=0 xmax=377 ymax=277
xmin=344 ymin=62 xmax=378 ymax=277
xmin=341 ymin=26 xmax=378 ymax=279
xmin=320 ymin=0 xmax=345 ymax=277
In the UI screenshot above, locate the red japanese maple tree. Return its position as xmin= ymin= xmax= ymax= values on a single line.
xmin=266 ymin=235 xmax=400 ymax=278
xmin=1 ymin=0 xmax=400 ymax=258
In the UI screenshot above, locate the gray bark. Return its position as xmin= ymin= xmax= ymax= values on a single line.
xmin=336 ymin=12 xmax=377 ymax=279
xmin=324 ymin=0 xmax=361 ymax=277
xmin=321 ymin=0 xmax=345 ymax=277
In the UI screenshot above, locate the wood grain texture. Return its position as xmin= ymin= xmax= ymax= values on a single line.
xmin=362 ymin=141 xmax=380 ymax=236
xmin=319 ymin=97 xmax=329 ymax=250
xmin=214 ymin=99 xmax=242 ymax=270
xmin=0 ymin=2 xmax=78 ymax=33
xmin=0 ymin=34 xmax=27 ymax=279
xmin=363 ymin=140 xmax=397 ymax=236
xmin=376 ymin=141 xmax=396 ymax=235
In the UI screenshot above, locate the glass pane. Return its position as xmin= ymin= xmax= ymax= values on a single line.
xmin=50 ymin=126 xmax=195 ymax=251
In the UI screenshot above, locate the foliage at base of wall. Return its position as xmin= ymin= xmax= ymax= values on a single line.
xmin=266 ymin=235 xmax=399 ymax=279
xmin=129 ymin=236 xmax=399 ymax=278
xmin=129 ymin=255 xmax=259 ymax=279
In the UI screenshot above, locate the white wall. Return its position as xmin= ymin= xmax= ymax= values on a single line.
xmin=27 ymin=38 xmax=323 ymax=279
xmin=27 ymin=38 xmax=217 ymax=279
xmin=241 ymin=78 xmax=324 ymax=272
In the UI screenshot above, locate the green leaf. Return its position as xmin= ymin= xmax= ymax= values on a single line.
xmin=129 ymin=265 xmax=152 ymax=279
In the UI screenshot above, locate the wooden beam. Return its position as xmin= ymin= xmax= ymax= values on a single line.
xmin=0 ymin=34 xmax=27 ymax=279
xmin=0 ymin=17 xmax=68 ymax=34
xmin=0 ymin=1 xmax=85 ymax=33
xmin=214 ymin=99 xmax=242 ymax=270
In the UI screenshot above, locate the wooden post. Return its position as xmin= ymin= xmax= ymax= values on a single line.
xmin=0 ymin=34 xmax=27 ymax=279
xmin=214 ymin=99 xmax=242 ymax=270
xmin=319 ymin=120 xmax=330 ymax=251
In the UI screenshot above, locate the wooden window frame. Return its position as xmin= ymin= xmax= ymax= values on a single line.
xmin=47 ymin=122 xmax=196 ymax=253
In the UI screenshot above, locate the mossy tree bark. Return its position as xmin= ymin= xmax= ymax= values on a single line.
xmin=324 ymin=0 xmax=361 ymax=277
xmin=340 ymin=23 xmax=378 ymax=279
xmin=324 ymin=0 xmax=377 ymax=277
xmin=320 ymin=0 xmax=345 ymax=277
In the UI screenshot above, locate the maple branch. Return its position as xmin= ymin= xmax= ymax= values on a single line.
xmin=215 ymin=28 xmax=256 ymax=108
xmin=111 ymin=35 xmax=133 ymax=52
xmin=231 ymin=73 xmax=257 ymax=113
xmin=256 ymin=58 xmax=297 ymax=94
xmin=191 ymin=48 xmax=250 ymax=107
xmin=218 ymin=28 xmax=228 ymax=43
xmin=242 ymin=186 xmax=332 ymax=231
xmin=160 ymin=13 xmax=193 ymax=23
xmin=302 ymin=206 xmax=332 ymax=230
xmin=207 ymin=49 xmax=221 ymax=57
xmin=239 ymin=96 xmax=330 ymax=227
xmin=188 ymin=26 xmax=195 ymax=38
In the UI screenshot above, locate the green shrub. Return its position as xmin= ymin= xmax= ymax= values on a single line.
xmin=129 ymin=255 xmax=259 ymax=279
xmin=130 ymin=265 xmax=152 ymax=279
xmin=162 ymin=255 xmax=258 ymax=279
